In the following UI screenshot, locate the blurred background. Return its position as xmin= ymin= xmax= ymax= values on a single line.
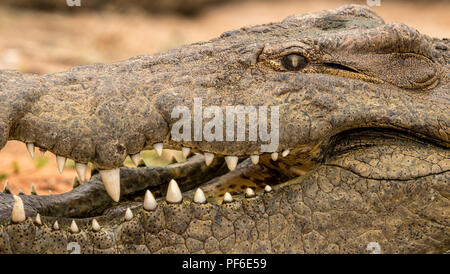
xmin=0 ymin=0 xmax=449 ymax=195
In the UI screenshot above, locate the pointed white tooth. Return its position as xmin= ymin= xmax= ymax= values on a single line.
xmin=153 ymin=143 xmax=163 ymax=156
xmin=75 ymin=163 xmax=87 ymax=182
xmin=11 ymin=195 xmax=26 ymax=223
xmin=182 ymin=147 xmax=191 ymax=158
xmin=245 ymin=188 xmax=255 ymax=198
xmin=167 ymin=153 xmax=176 ymax=164
xmin=53 ymin=220 xmax=59 ymax=230
xmin=143 ymin=190 xmax=157 ymax=211
xmin=35 ymin=213 xmax=42 ymax=225
xmin=18 ymin=189 xmax=25 ymax=195
xmin=223 ymin=192 xmax=233 ymax=203
xmin=250 ymin=155 xmax=259 ymax=165
xmin=100 ymin=168 xmax=120 ymax=202
xmin=70 ymin=220 xmax=79 ymax=234
xmin=30 ymin=183 xmax=37 ymax=195
xmin=2 ymin=180 xmax=10 ymax=194
xmin=125 ymin=207 xmax=133 ymax=221
xmin=26 ymin=143 xmax=35 ymax=159
xmin=282 ymin=149 xmax=290 ymax=157
xmin=194 ymin=188 xmax=206 ymax=204
xmin=48 ymin=190 xmax=53 ymax=196
xmin=56 ymin=156 xmax=66 ymax=174
xmin=166 ymin=179 xmax=182 ymax=203
xmin=130 ymin=153 xmax=141 ymax=166
xmin=204 ymin=152 xmax=214 ymax=166
xmin=271 ymin=152 xmax=278 ymax=161
xmin=225 ymin=156 xmax=238 ymax=171
xmin=264 ymin=185 xmax=272 ymax=192
xmin=92 ymin=219 xmax=101 ymax=232
xmin=39 ymin=149 xmax=46 ymax=157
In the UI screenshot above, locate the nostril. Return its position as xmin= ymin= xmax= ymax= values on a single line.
xmin=116 ymin=144 xmax=125 ymax=154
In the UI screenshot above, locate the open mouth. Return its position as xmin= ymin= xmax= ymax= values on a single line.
xmin=3 ymin=124 xmax=446 ymax=226
xmin=0 ymin=3 xmax=448 ymax=254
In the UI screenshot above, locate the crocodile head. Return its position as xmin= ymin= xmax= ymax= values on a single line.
xmin=0 ymin=5 xmax=448 ymax=253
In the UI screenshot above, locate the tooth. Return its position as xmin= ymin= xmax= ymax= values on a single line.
xmin=166 ymin=179 xmax=182 ymax=203
xmin=70 ymin=220 xmax=79 ymax=234
xmin=35 ymin=213 xmax=42 ymax=225
xmin=75 ymin=163 xmax=87 ymax=182
xmin=182 ymin=147 xmax=191 ymax=158
xmin=245 ymin=188 xmax=255 ymax=198
xmin=167 ymin=153 xmax=176 ymax=164
xmin=225 ymin=156 xmax=238 ymax=171
xmin=264 ymin=185 xmax=272 ymax=192
xmin=223 ymin=192 xmax=233 ymax=203
xmin=92 ymin=219 xmax=101 ymax=232
xmin=125 ymin=207 xmax=133 ymax=221
xmin=18 ymin=189 xmax=25 ymax=195
xmin=11 ymin=195 xmax=26 ymax=223
xmin=130 ymin=153 xmax=141 ymax=166
xmin=56 ymin=156 xmax=66 ymax=174
xmin=30 ymin=183 xmax=37 ymax=195
xmin=194 ymin=188 xmax=206 ymax=204
xmin=48 ymin=190 xmax=53 ymax=196
xmin=250 ymin=155 xmax=259 ymax=165
xmin=282 ymin=149 xmax=290 ymax=157
xmin=53 ymin=220 xmax=59 ymax=230
xmin=153 ymin=143 xmax=163 ymax=157
xmin=143 ymin=190 xmax=157 ymax=211
xmin=100 ymin=168 xmax=120 ymax=202
xmin=26 ymin=143 xmax=35 ymax=159
xmin=204 ymin=152 xmax=214 ymax=166
xmin=39 ymin=148 xmax=46 ymax=157
xmin=2 ymin=180 xmax=10 ymax=194
xmin=271 ymin=152 xmax=278 ymax=161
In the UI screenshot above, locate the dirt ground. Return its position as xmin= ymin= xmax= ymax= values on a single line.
xmin=0 ymin=0 xmax=449 ymax=195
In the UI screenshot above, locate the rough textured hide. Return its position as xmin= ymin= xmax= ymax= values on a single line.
xmin=0 ymin=5 xmax=448 ymax=253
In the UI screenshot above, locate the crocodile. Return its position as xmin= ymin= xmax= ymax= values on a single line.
xmin=0 ymin=4 xmax=448 ymax=254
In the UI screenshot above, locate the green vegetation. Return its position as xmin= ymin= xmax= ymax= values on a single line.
xmin=0 ymin=173 xmax=9 ymax=181
xmin=65 ymin=159 xmax=75 ymax=169
xmin=141 ymin=150 xmax=182 ymax=167
xmin=34 ymin=157 xmax=48 ymax=169
xmin=12 ymin=161 xmax=19 ymax=174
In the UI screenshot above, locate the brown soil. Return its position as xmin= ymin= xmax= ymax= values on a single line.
xmin=0 ymin=0 xmax=449 ymax=194
xmin=0 ymin=141 xmax=77 ymax=195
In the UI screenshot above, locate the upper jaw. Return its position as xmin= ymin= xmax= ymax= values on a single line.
xmin=6 ymin=28 xmax=447 ymax=170
xmin=7 ymin=70 xmax=446 ymax=203
xmin=8 ymin=66 xmax=448 ymax=169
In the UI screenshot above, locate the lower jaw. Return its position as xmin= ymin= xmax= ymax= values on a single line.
xmin=0 ymin=149 xmax=307 ymax=224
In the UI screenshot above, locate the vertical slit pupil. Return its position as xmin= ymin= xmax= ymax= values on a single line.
xmin=282 ymin=54 xmax=307 ymax=71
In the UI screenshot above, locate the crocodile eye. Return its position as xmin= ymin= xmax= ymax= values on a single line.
xmin=281 ymin=54 xmax=307 ymax=71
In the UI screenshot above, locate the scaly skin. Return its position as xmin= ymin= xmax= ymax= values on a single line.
xmin=0 ymin=5 xmax=448 ymax=253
